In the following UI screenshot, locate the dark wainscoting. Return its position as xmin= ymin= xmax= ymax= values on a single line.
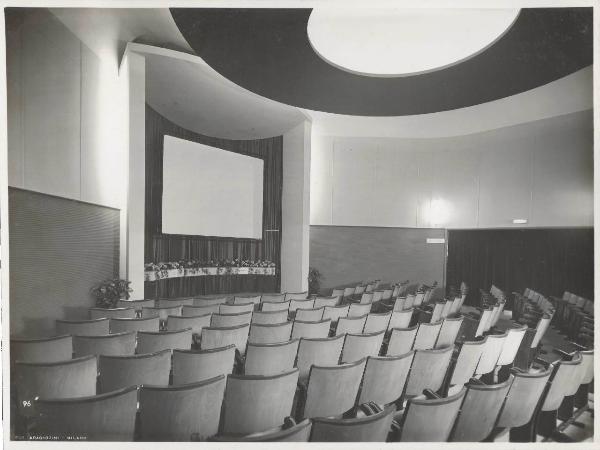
xmin=9 ymin=188 xmax=120 ymax=337
xmin=446 ymin=228 xmax=594 ymax=307
xmin=310 ymin=225 xmax=446 ymax=294
xmin=145 ymin=105 xmax=283 ymax=298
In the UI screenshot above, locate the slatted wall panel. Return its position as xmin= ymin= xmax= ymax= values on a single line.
xmin=9 ymin=188 xmax=120 ymax=337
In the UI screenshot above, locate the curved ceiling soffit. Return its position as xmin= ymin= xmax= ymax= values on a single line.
xmin=125 ymin=43 xmax=309 ymax=140
xmin=303 ymin=66 xmax=593 ymax=139
xmin=170 ymin=7 xmax=593 ymax=117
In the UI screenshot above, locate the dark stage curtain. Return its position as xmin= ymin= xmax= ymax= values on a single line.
xmin=446 ymin=228 xmax=594 ymax=307
xmin=145 ymin=105 xmax=283 ymax=298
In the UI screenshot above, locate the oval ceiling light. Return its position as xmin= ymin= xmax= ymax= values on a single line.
xmin=307 ymin=8 xmax=520 ymax=77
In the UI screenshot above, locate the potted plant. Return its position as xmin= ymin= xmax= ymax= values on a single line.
xmin=308 ymin=267 xmax=323 ymax=295
xmin=91 ymin=278 xmax=133 ymax=309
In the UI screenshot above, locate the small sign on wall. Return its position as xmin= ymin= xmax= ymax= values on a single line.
xmin=426 ymin=238 xmax=446 ymax=244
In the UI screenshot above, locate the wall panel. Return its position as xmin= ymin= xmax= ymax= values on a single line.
xmin=9 ymin=188 xmax=120 ymax=337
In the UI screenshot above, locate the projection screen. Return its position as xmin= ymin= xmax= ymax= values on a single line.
xmin=162 ymin=135 xmax=264 ymax=239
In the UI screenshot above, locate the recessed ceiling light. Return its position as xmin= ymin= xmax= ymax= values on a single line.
xmin=307 ymin=8 xmax=520 ymax=77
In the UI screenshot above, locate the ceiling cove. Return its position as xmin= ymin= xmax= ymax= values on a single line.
xmin=171 ymin=7 xmax=592 ymax=117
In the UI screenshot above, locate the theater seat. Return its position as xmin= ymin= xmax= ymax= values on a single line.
xmin=221 ymin=369 xmax=299 ymax=435
xmin=292 ymin=319 xmax=331 ymax=340
xmin=340 ymin=331 xmax=385 ymax=363
xmin=251 ymin=310 xmax=289 ymax=325
xmin=261 ymin=300 xmax=291 ymax=312
xmin=172 ymin=345 xmax=235 ymax=385
xmin=211 ymin=312 xmax=252 ymax=328
xmin=98 ymin=349 xmax=171 ymax=393
xmin=139 ymin=375 xmax=226 ymax=441
xmin=136 ymin=328 xmax=193 ymax=354
xmin=358 ymin=352 xmax=414 ymax=406
xmin=73 ymin=332 xmax=136 ymax=357
xmin=33 ymin=386 xmax=138 ymax=441
xmin=245 ymin=340 xmax=300 ymax=376
xmin=56 ymin=318 xmax=109 ymax=336
xmin=310 ymin=404 xmax=396 ymax=441
xmin=405 ymin=346 xmax=453 ymax=397
xmin=89 ymin=307 xmax=136 ymax=320
xmin=201 ymin=324 xmax=250 ymax=356
xmin=296 ymin=335 xmax=344 ymax=382
xmin=11 ymin=335 xmax=73 ymax=364
xmin=386 ymin=326 xmax=418 ymax=356
xmin=109 ymin=317 xmax=160 ymax=333
xmin=249 ymin=322 xmax=293 ymax=344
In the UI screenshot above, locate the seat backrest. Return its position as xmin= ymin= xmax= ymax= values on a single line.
xmin=430 ymin=302 xmax=445 ymax=323
xmin=435 ymin=316 xmax=463 ymax=348
xmin=137 ymin=328 xmax=193 ymax=354
xmin=484 ymin=305 xmax=499 ymax=332
xmin=98 ymin=349 xmax=171 ymax=393
xmin=343 ymin=287 xmax=356 ymax=298
xmin=354 ymin=285 xmax=366 ymax=296
xmin=285 ymin=291 xmax=309 ymax=301
xmin=388 ymin=309 xmax=413 ymax=330
xmin=157 ymin=298 xmax=194 ymax=308
xmin=530 ymin=315 xmax=552 ymax=348
xmin=249 ymin=322 xmax=293 ymax=344
xmin=193 ymin=296 xmax=229 ymax=307
xmin=219 ymin=303 xmax=254 ymax=315
xmin=117 ymin=299 xmax=155 ymax=311
xmin=245 ymin=340 xmax=300 ymax=376
xmin=449 ymin=296 xmax=462 ymax=314
xmin=310 ymin=404 xmax=395 ymax=442
xmin=261 ymin=300 xmax=291 ymax=312
xmin=201 ymin=324 xmax=250 ymax=355
xmin=217 ymin=420 xmax=312 ymax=442
xmin=474 ymin=308 xmax=493 ymax=337
xmin=56 ymin=318 xmax=110 ymax=336
xmin=365 ymin=284 xmax=374 ymax=293
xmin=450 ymin=377 xmax=513 ymax=442
xmin=382 ymin=289 xmax=393 ymax=301
xmin=331 ymin=288 xmax=345 ymax=298
xmin=404 ymin=294 xmax=415 ymax=309
xmin=496 ymin=325 xmax=527 ymax=366
xmin=33 ymin=386 xmax=138 ymax=441
xmin=109 ymin=317 xmax=160 ymax=334
xmin=251 ymin=310 xmax=289 ymax=325
xmin=222 ymin=369 xmax=299 ymax=435
xmin=579 ymin=350 xmax=594 ymax=384
xmin=496 ymin=368 xmax=552 ymax=428
xmin=440 ymin=300 xmax=453 ymax=319
xmin=323 ymin=305 xmax=350 ymax=322
xmin=292 ymin=319 xmax=331 ymax=340
xmin=139 ymin=375 xmax=226 ymax=441
xmin=16 ymin=355 xmax=97 ymax=415
xmin=234 ymin=295 xmax=262 ymax=306
xmin=289 ymin=298 xmax=316 ymax=313
xmin=386 ymin=326 xmax=418 ymax=356
xmin=391 ymin=285 xmax=400 ymax=298
xmin=89 ymin=307 xmax=136 ymax=320
xmin=304 ymin=358 xmax=367 ymax=419
xmin=450 ymin=339 xmax=486 ymax=386
xmin=182 ymin=303 xmax=220 ymax=316
xmin=413 ymin=292 xmax=425 ymax=307
xmin=336 ymin=315 xmax=367 ymax=336
xmin=475 ymin=332 xmax=507 ymax=376
xmin=295 ymin=307 xmax=325 ymax=322
xmin=141 ymin=305 xmax=182 ymax=321
xmin=363 ymin=312 xmax=392 ymax=334
xmin=11 ymin=335 xmax=73 ymax=364
xmin=371 ymin=290 xmax=384 ymax=303
xmin=393 ymin=297 xmax=407 ymax=312
xmin=358 ymin=292 xmax=374 ymax=305
xmin=73 ymin=332 xmax=136 ymax=357
xmin=405 ymin=346 xmax=453 ymax=397
xmin=314 ymin=296 xmax=339 ymax=309
xmin=211 ymin=312 xmax=253 ymax=328
xmin=358 ymin=352 xmax=414 ymax=405
xmin=167 ymin=314 xmax=211 ymax=334
xmin=296 ymin=335 xmax=345 ymax=382
xmin=348 ymin=303 xmax=372 ymax=318
xmin=399 ymin=388 xmax=466 ymax=442
xmin=260 ymin=293 xmax=286 ymax=303
xmin=341 ymin=331 xmax=385 ymax=363
xmin=413 ymin=321 xmax=442 ymax=350
xmin=172 ymin=345 xmax=235 ymax=385
xmin=542 ymin=354 xmax=583 ymax=411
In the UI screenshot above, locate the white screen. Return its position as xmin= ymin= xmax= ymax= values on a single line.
xmin=162 ymin=135 xmax=263 ymax=239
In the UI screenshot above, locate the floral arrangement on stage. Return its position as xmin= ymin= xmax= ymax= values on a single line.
xmin=144 ymin=259 xmax=276 ymax=281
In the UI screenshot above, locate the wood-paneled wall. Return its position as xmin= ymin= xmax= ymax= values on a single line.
xmin=309 ymin=225 xmax=446 ymax=293
xmin=145 ymin=106 xmax=283 ymax=298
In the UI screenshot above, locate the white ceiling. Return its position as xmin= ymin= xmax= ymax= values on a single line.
xmin=307 ymin=8 xmax=520 ymax=77
xmin=53 ymin=8 xmax=593 ymax=141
